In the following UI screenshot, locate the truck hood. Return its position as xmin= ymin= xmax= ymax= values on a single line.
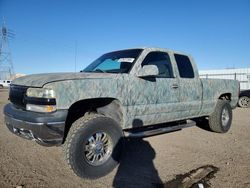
xmin=12 ymin=72 xmax=116 ymax=87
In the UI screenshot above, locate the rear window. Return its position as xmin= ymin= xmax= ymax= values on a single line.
xmin=174 ymin=54 xmax=194 ymax=78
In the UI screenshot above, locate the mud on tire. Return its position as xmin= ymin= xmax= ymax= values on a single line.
xmin=63 ymin=114 xmax=123 ymax=179
xmin=208 ymin=99 xmax=232 ymax=133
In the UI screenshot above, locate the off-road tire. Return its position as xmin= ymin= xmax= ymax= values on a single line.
xmin=238 ymin=96 xmax=249 ymax=108
xmin=63 ymin=114 xmax=123 ymax=179
xmin=208 ymin=99 xmax=232 ymax=133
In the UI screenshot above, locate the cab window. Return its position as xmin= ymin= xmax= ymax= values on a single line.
xmin=174 ymin=54 xmax=194 ymax=78
xmin=141 ymin=51 xmax=174 ymax=78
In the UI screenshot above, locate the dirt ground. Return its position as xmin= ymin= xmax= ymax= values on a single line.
xmin=0 ymin=89 xmax=249 ymax=188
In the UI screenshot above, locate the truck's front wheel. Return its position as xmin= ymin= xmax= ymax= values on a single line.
xmin=208 ymin=99 xmax=232 ymax=133
xmin=63 ymin=114 xmax=123 ymax=179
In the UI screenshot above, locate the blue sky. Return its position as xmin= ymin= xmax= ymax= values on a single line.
xmin=0 ymin=0 xmax=250 ymax=74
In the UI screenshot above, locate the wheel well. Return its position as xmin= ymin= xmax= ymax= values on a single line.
xmin=63 ymin=98 xmax=123 ymax=143
xmin=219 ymin=93 xmax=231 ymax=101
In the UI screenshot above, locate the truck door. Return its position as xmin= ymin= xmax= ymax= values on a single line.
xmin=173 ymin=54 xmax=202 ymax=117
xmin=131 ymin=51 xmax=180 ymax=126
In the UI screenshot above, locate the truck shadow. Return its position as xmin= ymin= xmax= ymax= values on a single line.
xmin=194 ymin=118 xmax=213 ymax=132
xmin=112 ymin=137 xmax=163 ymax=188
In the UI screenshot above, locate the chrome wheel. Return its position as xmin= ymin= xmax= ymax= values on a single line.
xmin=221 ymin=108 xmax=230 ymax=127
xmin=238 ymin=96 xmax=249 ymax=108
xmin=84 ymin=132 xmax=113 ymax=166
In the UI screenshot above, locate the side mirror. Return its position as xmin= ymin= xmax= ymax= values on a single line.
xmin=137 ymin=65 xmax=159 ymax=77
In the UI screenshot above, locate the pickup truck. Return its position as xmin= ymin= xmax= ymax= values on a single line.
xmin=0 ymin=80 xmax=12 ymax=88
xmin=4 ymin=47 xmax=239 ymax=179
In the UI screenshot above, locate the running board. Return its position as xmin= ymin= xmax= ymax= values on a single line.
xmin=124 ymin=120 xmax=196 ymax=138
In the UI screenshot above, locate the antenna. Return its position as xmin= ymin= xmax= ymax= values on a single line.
xmin=74 ymin=41 xmax=78 ymax=73
xmin=0 ymin=17 xmax=15 ymax=80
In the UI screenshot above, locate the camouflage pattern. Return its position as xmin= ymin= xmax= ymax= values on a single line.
xmin=12 ymin=47 xmax=239 ymax=129
xmin=12 ymin=72 xmax=115 ymax=87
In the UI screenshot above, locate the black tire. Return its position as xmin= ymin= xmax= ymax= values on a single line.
xmin=63 ymin=114 xmax=123 ymax=179
xmin=208 ymin=99 xmax=232 ymax=133
xmin=0 ymin=85 xmax=3 ymax=89
xmin=238 ymin=96 xmax=249 ymax=108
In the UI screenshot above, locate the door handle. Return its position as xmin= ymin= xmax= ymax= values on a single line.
xmin=171 ymin=84 xmax=179 ymax=89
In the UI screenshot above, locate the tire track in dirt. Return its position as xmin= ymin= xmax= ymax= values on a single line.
xmin=0 ymin=147 xmax=49 ymax=188
xmin=0 ymin=92 xmax=48 ymax=188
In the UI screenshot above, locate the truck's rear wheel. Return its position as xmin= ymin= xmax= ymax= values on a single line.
xmin=208 ymin=99 xmax=232 ymax=133
xmin=238 ymin=96 xmax=249 ymax=108
xmin=63 ymin=114 xmax=123 ymax=179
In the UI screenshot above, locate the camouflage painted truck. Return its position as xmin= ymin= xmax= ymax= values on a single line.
xmin=4 ymin=47 xmax=239 ymax=179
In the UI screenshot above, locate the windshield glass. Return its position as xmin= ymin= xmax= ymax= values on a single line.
xmin=83 ymin=49 xmax=143 ymax=73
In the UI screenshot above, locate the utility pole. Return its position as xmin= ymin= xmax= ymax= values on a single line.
xmin=0 ymin=18 xmax=15 ymax=80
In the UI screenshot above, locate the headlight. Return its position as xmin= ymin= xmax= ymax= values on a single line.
xmin=26 ymin=88 xmax=56 ymax=98
xmin=26 ymin=88 xmax=56 ymax=113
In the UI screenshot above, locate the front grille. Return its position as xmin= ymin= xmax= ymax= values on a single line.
xmin=9 ymin=85 xmax=28 ymax=108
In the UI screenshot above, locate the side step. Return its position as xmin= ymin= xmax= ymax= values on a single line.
xmin=124 ymin=120 xmax=196 ymax=138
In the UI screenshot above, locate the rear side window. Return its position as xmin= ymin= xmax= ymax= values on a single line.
xmin=141 ymin=51 xmax=174 ymax=78
xmin=174 ymin=54 xmax=194 ymax=78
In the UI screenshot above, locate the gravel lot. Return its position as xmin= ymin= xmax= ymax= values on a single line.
xmin=0 ymin=89 xmax=249 ymax=188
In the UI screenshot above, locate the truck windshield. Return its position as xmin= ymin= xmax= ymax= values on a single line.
xmin=83 ymin=49 xmax=143 ymax=73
